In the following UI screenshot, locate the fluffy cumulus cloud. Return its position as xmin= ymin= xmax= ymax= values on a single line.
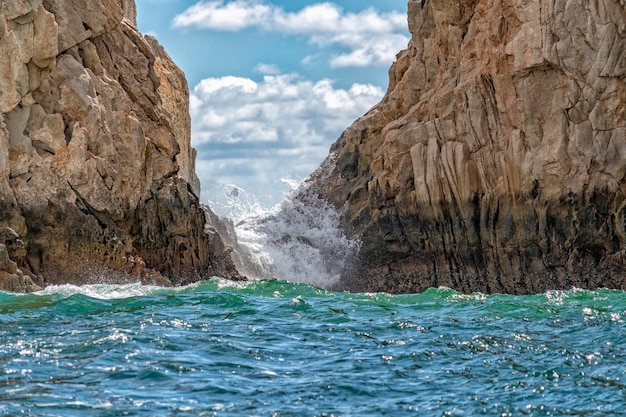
xmin=172 ymin=0 xmax=271 ymax=31
xmin=190 ymin=73 xmax=384 ymax=207
xmin=173 ymin=0 xmax=409 ymax=67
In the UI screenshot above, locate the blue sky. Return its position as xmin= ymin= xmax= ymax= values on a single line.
xmin=136 ymin=0 xmax=410 ymax=210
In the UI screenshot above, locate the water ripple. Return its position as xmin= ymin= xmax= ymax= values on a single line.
xmin=1 ymin=282 xmax=625 ymax=416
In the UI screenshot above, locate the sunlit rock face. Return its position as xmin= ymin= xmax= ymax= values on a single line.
xmin=0 ymin=0 xmax=241 ymax=291
xmin=306 ymin=0 xmax=626 ymax=294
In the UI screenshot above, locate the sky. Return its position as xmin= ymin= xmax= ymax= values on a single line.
xmin=135 ymin=0 xmax=410 ymax=209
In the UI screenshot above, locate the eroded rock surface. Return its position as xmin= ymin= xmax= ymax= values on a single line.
xmin=0 ymin=0 xmax=241 ymax=292
xmin=306 ymin=0 xmax=626 ymax=294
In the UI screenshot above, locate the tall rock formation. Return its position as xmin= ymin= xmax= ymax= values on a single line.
xmin=0 ymin=0 xmax=241 ymax=292
xmin=305 ymin=0 xmax=626 ymax=294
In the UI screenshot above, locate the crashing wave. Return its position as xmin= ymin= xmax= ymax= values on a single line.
xmin=209 ymin=180 xmax=360 ymax=290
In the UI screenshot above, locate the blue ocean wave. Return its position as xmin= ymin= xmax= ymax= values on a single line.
xmin=1 ymin=280 xmax=625 ymax=416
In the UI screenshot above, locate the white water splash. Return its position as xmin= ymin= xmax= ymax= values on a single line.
xmin=205 ymin=184 xmax=268 ymax=223
xmin=210 ymin=182 xmax=360 ymax=289
xmin=35 ymin=282 xmax=164 ymax=299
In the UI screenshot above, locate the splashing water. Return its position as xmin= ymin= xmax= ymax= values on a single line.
xmin=208 ymin=181 xmax=360 ymax=289
xmin=205 ymin=184 xmax=268 ymax=223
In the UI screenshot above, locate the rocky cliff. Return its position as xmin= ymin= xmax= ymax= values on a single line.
xmin=0 ymin=0 xmax=241 ymax=292
xmin=305 ymin=0 xmax=626 ymax=294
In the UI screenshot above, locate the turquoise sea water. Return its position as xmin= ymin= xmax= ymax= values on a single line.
xmin=1 ymin=279 xmax=625 ymax=416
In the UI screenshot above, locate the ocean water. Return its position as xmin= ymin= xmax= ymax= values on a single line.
xmin=3 ymin=187 xmax=625 ymax=415
xmin=1 ymin=279 xmax=625 ymax=416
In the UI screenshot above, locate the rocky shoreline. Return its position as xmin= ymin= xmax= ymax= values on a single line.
xmin=2 ymin=0 xmax=625 ymax=295
xmin=303 ymin=0 xmax=626 ymax=294
xmin=0 ymin=0 xmax=242 ymax=292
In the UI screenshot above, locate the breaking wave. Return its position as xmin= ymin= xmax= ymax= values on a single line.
xmin=208 ymin=182 xmax=360 ymax=289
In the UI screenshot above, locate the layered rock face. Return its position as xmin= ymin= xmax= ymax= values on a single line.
xmin=0 ymin=0 xmax=240 ymax=291
xmin=306 ymin=0 xmax=626 ymax=294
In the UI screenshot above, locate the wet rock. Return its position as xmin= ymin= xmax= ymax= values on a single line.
xmin=0 ymin=242 xmax=41 ymax=292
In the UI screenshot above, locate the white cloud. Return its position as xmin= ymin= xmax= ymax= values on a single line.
xmin=193 ymin=76 xmax=258 ymax=95
xmin=173 ymin=1 xmax=409 ymax=67
xmin=254 ymin=63 xmax=281 ymax=75
xmin=191 ymin=73 xmax=383 ymax=145
xmin=172 ymin=0 xmax=271 ymax=31
xmin=190 ymin=73 xmax=384 ymax=207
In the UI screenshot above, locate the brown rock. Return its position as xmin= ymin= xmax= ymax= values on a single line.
xmin=305 ymin=0 xmax=626 ymax=294
xmin=0 ymin=243 xmax=18 ymax=275
xmin=0 ymin=241 xmax=41 ymax=293
xmin=0 ymin=270 xmax=42 ymax=293
xmin=145 ymin=35 xmax=201 ymax=198
xmin=0 ymin=0 xmax=242 ymax=291
xmin=121 ymin=0 xmax=137 ymax=26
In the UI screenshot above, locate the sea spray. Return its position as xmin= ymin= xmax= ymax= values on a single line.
xmin=207 ymin=182 xmax=360 ymax=289
xmin=204 ymin=184 xmax=267 ymax=224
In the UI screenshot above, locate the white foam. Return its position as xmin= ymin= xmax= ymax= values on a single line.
xmin=36 ymin=282 xmax=168 ymax=300
xmin=226 ymin=184 xmax=360 ymax=289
